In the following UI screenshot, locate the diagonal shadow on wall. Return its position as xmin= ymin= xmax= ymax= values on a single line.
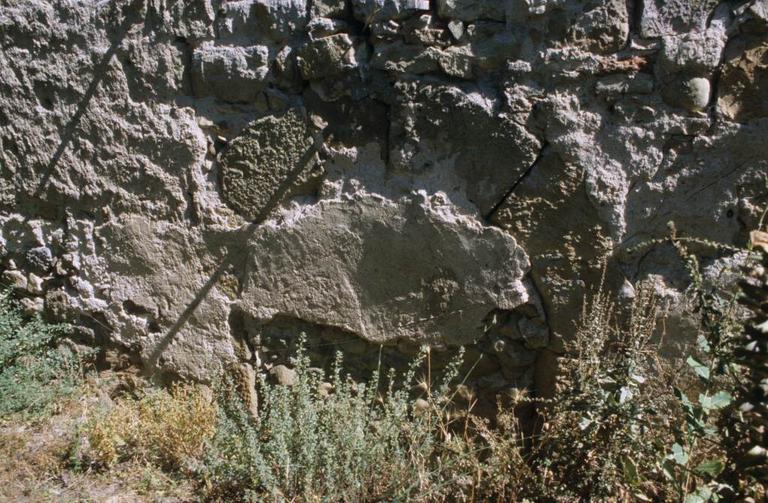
xmin=32 ymin=0 xmax=146 ymax=199
xmin=145 ymin=140 xmax=321 ymax=373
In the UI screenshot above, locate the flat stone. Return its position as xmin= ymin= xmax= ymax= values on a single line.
xmin=595 ymin=73 xmax=655 ymax=97
xmin=239 ymin=195 xmax=530 ymax=346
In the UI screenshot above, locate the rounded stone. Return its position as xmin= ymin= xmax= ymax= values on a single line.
xmin=269 ymin=365 xmax=297 ymax=386
xmin=681 ymin=77 xmax=711 ymax=111
xmin=662 ymin=75 xmax=711 ymax=112
xmin=219 ymin=110 xmax=316 ymax=221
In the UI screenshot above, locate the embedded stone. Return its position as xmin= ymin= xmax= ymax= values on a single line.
xmin=595 ymin=73 xmax=654 ymax=97
xmin=192 ymin=43 xmax=269 ymax=103
xmin=311 ymin=0 xmax=349 ymax=18
xmin=19 ymin=297 xmax=44 ymax=315
xmin=270 ymin=365 xmax=297 ymax=386
xmin=663 ymin=75 xmax=711 ymax=112
xmin=297 ymin=34 xmax=358 ymax=80
xmin=389 ymin=81 xmax=541 ymax=215
xmin=371 ymin=42 xmax=441 ymax=74
xmin=352 ymin=0 xmax=430 ymax=22
xmin=402 ymin=15 xmax=450 ymax=46
xmin=25 ymin=245 xmax=53 ymax=273
xmin=254 ymin=0 xmax=309 ymax=41
xmin=2 ymin=270 xmax=27 ymax=290
xmin=219 ymin=110 xmax=317 ymax=221
xmin=567 ymin=0 xmax=629 ymax=54
xmin=27 ymin=272 xmax=44 ymax=295
xmin=307 ymin=17 xmax=349 ymax=40
xmin=436 ymin=0 xmax=505 ymax=22
xmin=658 ymin=30 xmax=726 ymax=78
xmin=239 ymin=195 xmax=530 ymax=346
xmin=718 ymin=38 xmax=768 ymax=122
xmin=639 ymin=0 xmax=718 ymax=38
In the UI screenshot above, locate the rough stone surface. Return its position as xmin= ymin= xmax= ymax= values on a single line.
xmin=239 ymin=195 xmax=529 ymax=345
xmin=353 ymin=0 xmax=430 ymax=22
xmin=219 ymin=110 xmax=317 ymax=221
xmin=567 ymin=0 xmax=629 ymax=54
xmin=718 ymin=37 xmax=768 ymax=122
xmin=0 ymin=0 xmax=766 ymax=402
xmin=297 ymin=33 xmax=359 ymax=80
xmin=639 ymin=0 xmax=720 ymax=37
xmin=436 ymin=0 xmax=506 ymax=22
xmin=192 ymin=43 xmax=270 ymax=103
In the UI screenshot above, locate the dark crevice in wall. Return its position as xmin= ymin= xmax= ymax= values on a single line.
xmin=175 ymin=35 xmax=195 ymax=97
xmin=632 ymin=0 xmax=646 ymax=38
xmin=183 ymin=182 xmax=200 ymax=226
xmin=380 ymin=98 xmax=392 ymax=166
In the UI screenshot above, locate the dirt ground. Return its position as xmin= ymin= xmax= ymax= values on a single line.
xmin=0 ymin=375 xmax=197 ymax=503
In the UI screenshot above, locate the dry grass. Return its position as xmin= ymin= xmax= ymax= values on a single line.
xmin=0 ymin=251 xmax=759 ymax=502
xmin=82 ymin=383 xmax=217 ymax=471
xmin=0 ymin=374 xmax=199 ymax=502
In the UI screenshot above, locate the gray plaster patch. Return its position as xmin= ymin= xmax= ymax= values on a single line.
xmin=240 ymin=194 xmax=530 ymax=345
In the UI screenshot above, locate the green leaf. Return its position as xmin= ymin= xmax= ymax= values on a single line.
xmin=674 ymin=387 xmax=693 ymax=411
xmin=661 ymin=458 xmax=676 ymax=480
xmin=699 ymin=392 xmax=732 ymax=412
xmin=695 ymin=459 xmax=725 ymax=477
xmin=621 ymin=455 xmax=640 ymax=485
xmin=690 ymin=486 xmax=714 ymax=502
xmin=710 ymin=391 xmax=732 ymax=408
xmin=619 ymin=386 xmax=633 ymax=404
xmin=672 ymin=443 xmax=689 ymax=465
xmin=687 ymin=356 xmax=710 ymax=381
xmin=696 ymin=334 xmax=711 ymax=354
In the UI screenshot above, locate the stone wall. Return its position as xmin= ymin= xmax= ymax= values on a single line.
xmin=0 ymin=0 xmax=766 ymax=400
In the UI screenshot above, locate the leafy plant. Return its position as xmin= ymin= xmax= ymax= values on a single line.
xmin=722 ymin=231 xmax=768 ymax=499
xmin=523 ymin=276 xmax=679 ymax=501
xmin=658 ymin=225 xmax=755 ymax=502
xmin=0 ymin=291 xmax=82 ymax=419
xmin=199 ymin=338 xmax=486 ymax=502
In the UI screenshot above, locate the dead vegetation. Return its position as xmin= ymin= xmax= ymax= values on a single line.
xmin=0 ymin=234 xmax=766 ymax=502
